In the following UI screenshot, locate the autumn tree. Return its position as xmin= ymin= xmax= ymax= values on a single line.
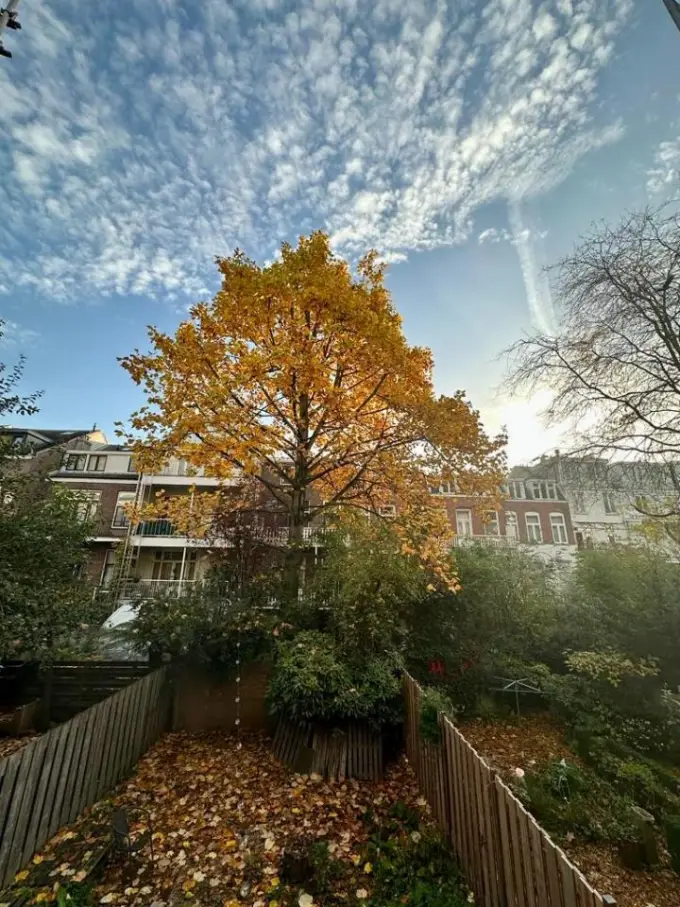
xmin=508 ymin=206 xmax=680 ymax=535
xmin=121 ymin=233 xmax=506 ymax=591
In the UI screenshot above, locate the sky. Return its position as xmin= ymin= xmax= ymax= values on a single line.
xmin=1 ymin=0 xmax=679 ymax=465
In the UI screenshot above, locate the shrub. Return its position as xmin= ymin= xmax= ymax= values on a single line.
xmin=366 ymin=828 xmax=467 ymax=907
xmin=522 ymin=759 xmax=638 ymax=844
xmin=419 ymin=687 xmax=456 ymax=744
xmin=268 ymin=631 xmax=402 ymax=727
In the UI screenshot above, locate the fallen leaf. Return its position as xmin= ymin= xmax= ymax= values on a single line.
xmin=299 ymin=893 xmax=314 ymax=907
xmin=356 ymin=889 xmax=368 ymax=900
xmin=14 ymin=871 xmax=29 ymax=883
xmin=364 ymin=862 xmax=372 ymax=874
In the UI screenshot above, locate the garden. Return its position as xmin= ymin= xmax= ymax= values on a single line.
xmin=100 ymin=523 xmax=680 ymax=905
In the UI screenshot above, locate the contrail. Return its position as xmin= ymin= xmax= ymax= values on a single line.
xmin=508 ymin=199 xmax=556 ymax=336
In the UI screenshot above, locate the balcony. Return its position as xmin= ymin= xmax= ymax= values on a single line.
xmin=97 ymin=578 xmax=199 ymax=600
xmin=135 ymin=519 xmax=177 ymax=537
xmin=452 ymin=534 xmax=519 ymax=549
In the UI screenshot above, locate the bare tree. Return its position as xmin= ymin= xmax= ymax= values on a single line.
xmin=507 ymin=206 xmax=680 ymax=531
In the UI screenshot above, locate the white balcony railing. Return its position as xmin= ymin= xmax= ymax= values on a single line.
xmin=452 ymin=534 xmax=519 ymax=549
xmin=104 ymin=578 xmax=199 ymax=599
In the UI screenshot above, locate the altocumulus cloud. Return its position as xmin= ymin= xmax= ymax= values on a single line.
xmin=0 ymin=0 xmax=631 ymax=301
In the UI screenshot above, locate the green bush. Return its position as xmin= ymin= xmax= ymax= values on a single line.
xmin=268 ymin=631 xmax=402 ymax=727
xmin=365 ymin=828 xmax=467 ymax=907
xmin=419 ymin=687 xmax=456 ymax=744
xmin=522 ymin=759 xmax=638 ymax=844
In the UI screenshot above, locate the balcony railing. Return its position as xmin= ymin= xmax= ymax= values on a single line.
xmin=135 ymin=519 xmax=178 ymax=537
xmin=97 ymin=578 xmax=199 ymax=600
xmin=132 ymin=521 xmax=324 ymax=543
xmin=452 ymin=534 xmax=519 ymax=548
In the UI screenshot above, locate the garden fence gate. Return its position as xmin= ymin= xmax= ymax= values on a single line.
xmin=404 ymin=673 xmax=616 ymax=907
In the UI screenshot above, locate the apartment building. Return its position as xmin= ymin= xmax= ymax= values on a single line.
xmin=0 ymin=426 xmax=107 ymax=473
xmin=521 ymin=452 xmax=679 ymax=552
xmin=50 ymin=446 xmax=232 ymax=598
xmin=429 ymin=473 xmax=576 ymax=560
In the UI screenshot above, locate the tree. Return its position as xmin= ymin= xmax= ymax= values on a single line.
xmin=121 ymin=233 xmax=506 ymax=591
xmin=509 ymin=207 xmax=680 ymax=462
xmin=0 ymin=320 xmax=41 ymax=418
xmin=508 ymin=206 xmax=680 ymax=532
xmin=0 ymin=331 xmax=104 ymax=664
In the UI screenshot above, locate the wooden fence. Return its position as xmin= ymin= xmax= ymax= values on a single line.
xmin=18 ymin=661 xmax=152 ymax=725
xmin=404 ymin=673 xmax=616 ymax=907
xmin=0 ymin=667 xmax=169 ymax=889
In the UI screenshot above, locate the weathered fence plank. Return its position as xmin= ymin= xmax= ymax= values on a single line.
xmin=403 ymin=673 xmax=609 ymax=907
xmin=0 ymin=666 xmax=168 ymax=889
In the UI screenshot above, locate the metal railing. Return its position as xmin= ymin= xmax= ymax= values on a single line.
xmin=452 ymin=534 xmax=519 ymax=548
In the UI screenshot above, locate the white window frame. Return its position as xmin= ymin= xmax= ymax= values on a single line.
xmin=504 ymin=511 xmax=519 ymax=540
xmin=526 ymin=480 xmax=558 ymax=500
xmin=88 ymin=454 xmax=107 ymax=472
xmin=455 ymin=508 xmax=473 ymax=537
xmin=505 ymin=481 xmax=525 ymax=500
xmin=126 ymin=456 xmax=136 ymax=472
xmin=75 ymin=490 xmax=101 ymax=522
xmin=603 ymin=492 xmax=618 ymax=514
xmin=483 ymin=511 xmax=499 ymax=536
xmin=549 ymin=512 xmax=568 ymax=545
xmin=64 ymin=454 xmax=87 ymax=472
xmin=100 ymin=548 xmax=118 ymax=587
xmin=112 ymin=491 xmax=136 ymax=528
xmin=525 ymin=512 xmax=543 ymax=544
xmin=379 ymin=504 xmax=396 ymax=519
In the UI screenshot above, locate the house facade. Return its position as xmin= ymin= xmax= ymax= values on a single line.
xmin=521 ymin=452 xmax=680 ymax=553
xmin=429 ymin=474 xmax=576 ymax=560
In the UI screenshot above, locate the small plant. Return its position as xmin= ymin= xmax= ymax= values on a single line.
xmin=365 ymin=827 xmax=468 ymax=907
xmin=56 ymin=883 xmax=94 ymax=907
xmin=419 ymin=686 xmax=456 ymax=744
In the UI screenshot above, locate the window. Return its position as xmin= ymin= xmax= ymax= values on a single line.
xmin=525 ymin=513 xmax=542 ymax=544
xmin=483 ymin=511 xmax=499 ymax=536
xmin=504 ymin=481 xmax=525 ymax=500
xmin=126 ymin=456 xmax=136 ymax=472
xmin=572 ymin=491 xmax=586 ymax=514
xmin=152 ymin=550 xmax=197 ymax=581
xmin=603 ymin=492 xmax=617 ymax=514
xmin=88 ymin=454 xmax=107 ymax=472
xmin=75 ymin=491 xmax=100 ymax=522
xmin=112 ymin=491 xmax=136 ymax=528
xmin=549 ymin=512 xmax=568 ymax=545
xmin=64 ymin=454 xmax=87 ymax=472
xmin=526 ymin=480 xmax=558 ymax=500
xmin=504 ymin=511 xmax=518 ymax=540
xmin=379 ymin=504 xmax=396 ymax=518
xmin=455 ymin=508 xmax=473 ymax=537
xmin=100 ymin=548 xmax=118 ymax=587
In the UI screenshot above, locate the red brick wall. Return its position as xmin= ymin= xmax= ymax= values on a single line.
xmin=56 ymin=480 xmax=136 ymax=539
xmin=439 ymin=496 xmax=575 ymax=545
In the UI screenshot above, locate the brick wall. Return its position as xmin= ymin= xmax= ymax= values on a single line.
xmin=58 ymin=479 xmax=136 ymax=539
xmin=171 ymin=662 xmax=272 ymax=732
xmin=440 ymin=496 xmax=575 ymax=546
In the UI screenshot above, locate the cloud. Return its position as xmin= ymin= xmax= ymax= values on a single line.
xmin=647 ymin=136 xmax=680 ymax=197
xmin=0 ymin=0 xmax=632 ymax=301
xmin=0 ymin=320 xmax=40 ymax=348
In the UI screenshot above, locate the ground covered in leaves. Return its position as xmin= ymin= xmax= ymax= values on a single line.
xmin=0 ymin=733 xmax=38 ymax=760
xmin=461 ymin=716 xmax=680 ymax=907
xmin=5 ymin=733 xmax=470 ymax=907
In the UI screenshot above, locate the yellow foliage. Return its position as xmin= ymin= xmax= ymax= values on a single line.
xmin=120 ymin=233 xmax=506 ymax=588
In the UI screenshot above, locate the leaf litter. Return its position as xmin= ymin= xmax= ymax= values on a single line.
xmin=10 ymin=732 xmax=440 ymax=907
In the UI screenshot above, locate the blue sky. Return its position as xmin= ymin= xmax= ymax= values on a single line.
xmin=1 ymin=0 xmax=679 ymax=464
